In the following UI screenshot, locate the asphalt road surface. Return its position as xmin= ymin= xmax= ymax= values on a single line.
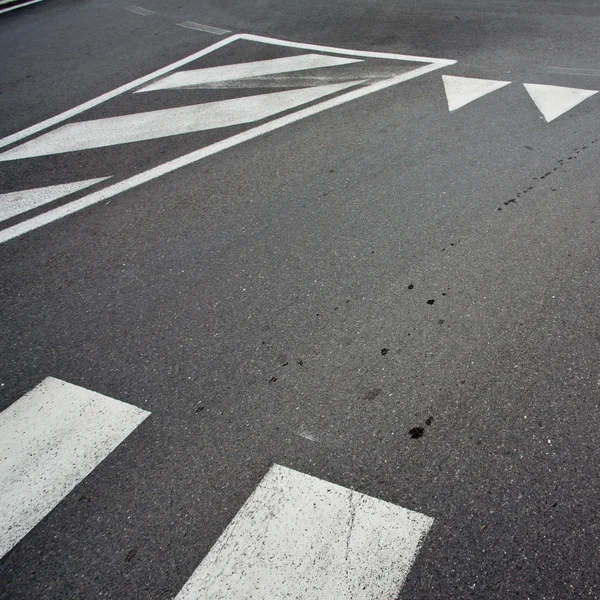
xmin=1 ymin=0 xmax=599 ymax=598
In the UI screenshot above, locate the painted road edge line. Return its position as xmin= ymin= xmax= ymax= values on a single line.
xmin=175 ymin=464 xmax=434 ymax=599
xmin=0 ymin=377 xmax=150 ymax=559
xmin=0 ymin=34 xmax=244 ymax=151
xmin=0 ymin=61 xmax=449 ymax=244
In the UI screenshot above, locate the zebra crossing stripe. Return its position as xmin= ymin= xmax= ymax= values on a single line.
xmin=176 ymin=464 xmax=433 ymax=600
xmin=0 ymin=377 xmax=149 ymax=559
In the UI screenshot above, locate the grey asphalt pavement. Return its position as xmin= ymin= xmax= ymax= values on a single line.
xmin=1 ymin=0 xmax=599 ymax=598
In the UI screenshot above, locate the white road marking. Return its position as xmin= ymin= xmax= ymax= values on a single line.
xmin=524 ymin=83 xmax=598 ymax=122
xmin=124 ymin=5 xmax=154 ymax=16
xmin=0 ymin=35 xmax=242 ymax=151
xmin=0 ymin=377 xmax=149 ymax=559
xmin=442 ymin=75 xmax=511 ymax=111
xmin=0 ymin=82 xmax=363 ymax=160
xmin=175 ymin=464 xmax=433 ymax=600
xmin=176 ymin=21 xmax=231 ymax=35
xmin=0 ymin=0 xmax=43 ymax=14
xmin=137 ymin=54 xmax=362 ymax=92
xmin=546 ymin=66 xmax=600 ymax=77
xmin=0 ymin=177 xmax=109 ymax=223
xmin=0 ymin=35 xmax=454 ymax=243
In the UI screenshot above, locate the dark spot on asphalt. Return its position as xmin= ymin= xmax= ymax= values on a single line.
xmin=442 ymin=293 xmax=446 ymax=296
xmin=280 ymin=362 xmax=289 ymax=367
xmin=408 ymin=284 xmax=414 ymax=290
xmin=124 ymin=547 xmax=138 ymax=563
xmin=460 ymin=380 xmax=466 ymax=384
xmin=524 ymin=145 xmax=533 ymax=151
xmin=438 ymin=319 xmax=445 ymax=324
xmin=425 ymin=416 xmax=433 ymax=426
xmin=297 ymin=359 xmax=303 ymax=366
xmin=409 ymin=426 xmax=425 ymax=439
xmin=334 ymin=306 xmax=338 ymax=310
xmin=363 ymin=388 xmax=382 ymax=401
xmin=195 ymin=405 xmax=204 ymax=413
xmin=268 ymin=376 xmax=277 ymax=384
xmin=450 ymin=243 xmax=455 ymax=246
xmin=381 ymin=348 xmax=389 ymax=355
xmin=427 ymin=299 xmax=435 ymax=305
xmin=498 ymin=207 xmax=502 ymax=211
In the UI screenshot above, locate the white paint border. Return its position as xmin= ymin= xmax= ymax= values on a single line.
xmin=0 ymin=0 xmax=43 ymax=15
xmin=0 ymin=34 xmax=455 ymax=244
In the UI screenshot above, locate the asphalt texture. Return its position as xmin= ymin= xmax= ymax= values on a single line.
xmin=1 ymin=0 xmax=599 ymax=598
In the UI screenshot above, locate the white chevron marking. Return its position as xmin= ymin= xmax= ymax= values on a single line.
xmin=136 ymin=54 xmax=362 ymax=92
xmin=0 ymin=81 xmax=364 ymax=161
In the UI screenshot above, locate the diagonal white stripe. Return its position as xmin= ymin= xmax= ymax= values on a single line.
xmin=175 ymin=465 xmax=433 ymax=600
xmin=0 ymin=177 xmax=110 ymax=223
xmin=0 ymin=81 xmax=364 ymax=161
xmin=136 ymin=54 xmax=363 ymax=92
xmin=0 ymin=377 xmax=149 ymax=559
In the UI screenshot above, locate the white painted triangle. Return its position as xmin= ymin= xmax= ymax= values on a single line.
xmin=0 ymin=81 xmax=364 ymax=161
xmin=137 ymin=54 xmax=363 ymax=92
xmin=524 ymin=83 xmax=598 ymax=122
xmin=0 ymin=177 xmax=110 ymax=223
xmin=442 ymin=75 xmax=511 ymax=111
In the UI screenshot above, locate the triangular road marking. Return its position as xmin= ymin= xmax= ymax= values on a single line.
xmin=0 ymin=177 xmax=110 ymax=223
xmin=0 ymin=81 xmax=363 ymax=160
xmin=137 ymin=54 xmax=363 ymax=92
xmin=442 ymin=75 xmax=511 ymax=111
xmin=524 ymin=83 xmax=598 ymax=122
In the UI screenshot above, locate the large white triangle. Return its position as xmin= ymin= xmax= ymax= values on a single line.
xmin=442 ymin=75 xmax=511 ymax=111
xmin=524 ymin=83 xmax=598 ymax=122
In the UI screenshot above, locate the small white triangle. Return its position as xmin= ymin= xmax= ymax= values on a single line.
xmin=524 ymin=83 xmax=598 ymax=122
xmin=442 ymin=75 xmax=511 ymax=111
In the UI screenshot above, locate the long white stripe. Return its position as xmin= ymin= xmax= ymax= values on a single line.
xmin=137 ymin=54 xmax=362 ymax=92
xmin=0 ymin=0 xmax=42 ymax=14
xmin=240 ymin=33 xmax=456 ymax=65
xmin=0 ymin=377 xmax=149 ymax=558
xmin=0 ymin=34 xmax=243 ymax=151
xmin=124 ymin=5 xmax=154 ymax=16
xmin=0 ymin=177 xmax=109 ymax=223
xmin=0 ymin=61 xmax=448 ymax=244
xmin=0 ymin=82 xmax=363 ymax=160
xmin=176 ymin=465 xmax=433 ymax=599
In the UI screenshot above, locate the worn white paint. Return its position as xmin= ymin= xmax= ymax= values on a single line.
xmin=0 ymin=0 xmax=42 ymax=14
xmin=176 ymin=21 xmax=231 ymax=35
xmin=0 ymin=34 xmax=454 ymax=243
xmin=442 ymin=75 xmax=510 ymax=111
xmin=0 ymin=35 xmax=243 ymax=151
xmin=0 ymin=377 xmax=149 ymax=559
xmin=0 ymin=82 xmax=362 ymax=160
xmin=124 ymin=5 xmax=154 ymax=16
xmin=175 ymin=465 xmax=433 ymax=600
xmin=0 ymin=177 xmax=109 ymax=223
xmin=524 ymin=83 xmax=598 ymax=122
xmin=137 ymin=54 xmax=362 ymax=92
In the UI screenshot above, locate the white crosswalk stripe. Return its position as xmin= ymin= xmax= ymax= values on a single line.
xmin=0 ymin=377 xmax=149 ymax=559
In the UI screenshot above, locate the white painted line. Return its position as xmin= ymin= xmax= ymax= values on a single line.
xmin=546 ymin=66 xmax=600 ymax=77
xmin=524 ymin=83 xmax=598 ymax=122
xmin=176 ymin=21 xmax=231 ymax=35
xmin=0 ymin=34 xmax=244 ymax=151
xmin=0 ymin=82 xmax=363 ymax=160
xmin=0 ymin=34 xmax=454 ymax=243
xmin=137 ymin=54 xmax=362 ymax=92
xmin=0 ymin=377 xmax=149 ymax=559
xmin=124 ymin=5 xmax=154 ymax=16
xmin=0 ymin=177 xmax=110 ymax=223
xmin=442 ymin=75 xmax=510 ymax=111
xmin=0 ymin=0 xmax=43 ymax=15
xmin=176 ymin=464 xmax=433 ymax=599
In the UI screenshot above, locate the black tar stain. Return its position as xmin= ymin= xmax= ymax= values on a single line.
xmin=381 ymin=348 xmax=389 ymax=355
xmin=409 ymin=426 xmax=425 ymax=439
xmin=427 ymin=299 xmax=435 ymax=305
